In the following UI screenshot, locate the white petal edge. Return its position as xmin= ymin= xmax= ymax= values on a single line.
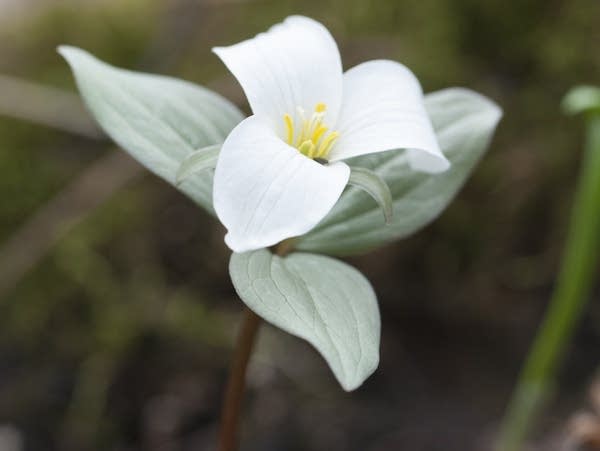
xmin=329 ymin=60 xmax=450 ymax=173
xmin=213 ymin=116 xmax=350 ymax=252
xmin=212 ymin=16 xmax=343 ymax=136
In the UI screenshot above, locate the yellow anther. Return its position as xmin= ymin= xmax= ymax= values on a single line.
xmin=311 ymin=125 xmax=328 ymax=143
xmin=298 ymin=140 xmax=315 ymax=158
xmin=315 ymin=102 xmax=327 ymax=113
xmin=283 ymin=113 xmax=294 ymax=145
xmin=316 ymin=131 xmax=340 ymax=158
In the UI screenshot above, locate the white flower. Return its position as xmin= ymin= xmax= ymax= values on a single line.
xmin=213 ymin=15 xmax=450 ymax=252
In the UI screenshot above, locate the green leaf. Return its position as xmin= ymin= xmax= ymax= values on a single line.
xmin=175 ymin=144 xmax=220 ymax=185
xmin=562 ymin=85 xmax=600 ymax=116
xmin=229 ymin=249 xmax=380 ymax=391
xmin=348 ymin=166 xmax=393 ymax=224
xmin=58 ymin=46 xmax=244 ymax=214
xmin=297 ymin=88 xmax=502 ymax=255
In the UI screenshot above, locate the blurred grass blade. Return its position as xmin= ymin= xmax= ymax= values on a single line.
xmin=0 ymin=151 xmax=143 ymax=300
xmin=175 ymin=144 xmax=221 ymax=185
xmin=562 ymin=85 xmax=600 ymax=116
xmin=0 ymin=74 xmax=103 ymax=139
xmin=497 ymin=101 xmax=600 ymax=451
xmin=348 ymin=166 xmax=393 ymax=224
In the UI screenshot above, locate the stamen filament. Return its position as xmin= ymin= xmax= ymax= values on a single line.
xmin=316 ymin=131 xmax=339 ymax=158
xmin=283 ymin=114 xmax=294 ymax=145
xmin=297 ymin=118 xmax=310 ymax=146
xmin=298 ymin=139 xmax=315 ymax=158
xmin=311 ymin=125 xmax=328 ymax=144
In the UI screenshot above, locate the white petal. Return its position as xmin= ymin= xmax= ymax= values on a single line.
xmin=213 ymin=116 xmax=350 ymax=252
xmin=329 ymin=60 xmax=450 ymax=173
xmin=212 ymin=16 xmax=343 ymax=135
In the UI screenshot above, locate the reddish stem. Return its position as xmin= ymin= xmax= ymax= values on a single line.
xmin=217 ymin=307 xmax=261 ymax=451
xmin=217 ymin=241 xmax=293 ymax=451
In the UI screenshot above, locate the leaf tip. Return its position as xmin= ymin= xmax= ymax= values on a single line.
xmin=382 ymin=198 xmax=393 ymax=225
xmin=384 ymin=210 xmax=393 ymax=225
xmin=348 ymin=166 xmax=394 ymax=227
xmin=57 ymin=46 xmax=101 ymax=74
xmin=174 ymin=171 xmax=186 ymax=186
xmin=338 ymin=355 xmax=380 ymax=392
xmin=56 ymin=45 xmax=80 ymax=63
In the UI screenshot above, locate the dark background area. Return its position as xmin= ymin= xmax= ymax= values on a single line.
xmin=0 ymin=0 xmax=599 ymax=450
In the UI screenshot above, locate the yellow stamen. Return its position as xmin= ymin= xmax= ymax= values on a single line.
xmin=316 ymin=131 xmax=340 ymax=158
xmin=283 ymin=113 xmax=294 ymax=145
xmin=282 ymin=102 xmax=339 ymax=160
xmin=309 ymin=104 xmax=326 ymax=131
xmin=298 ymin=139 xmax=315 ymax=158
xmin=297 ymin=118 xmax=310 ymax=146
xmin=311 ymin=125 xmax=328 ymax=143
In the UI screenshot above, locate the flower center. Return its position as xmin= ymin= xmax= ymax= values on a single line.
xmin=283 ymin=103 xmax=340 ymax=161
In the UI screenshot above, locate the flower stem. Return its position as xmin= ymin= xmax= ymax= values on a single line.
xmin=496 ymin=113 xmax=600 ymax=450
xmin=217 ymin=241 xmax=294 ymax=451
xmin=217 ymin=307 xmax=261 ymax=451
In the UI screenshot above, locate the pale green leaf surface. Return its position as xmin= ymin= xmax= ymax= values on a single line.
xmin=297 ymin=88 xmax=502 ymax=255
xmin=229 ymin=249 xmax=380 ymax=391
xmin=59 ymin=46 xmax=244 ymax=213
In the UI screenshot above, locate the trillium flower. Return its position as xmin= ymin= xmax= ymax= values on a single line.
xmin=213 ymin=15 xmax=450 ymax=252
xmin=59 ymin=22 xmax=501 ymax=396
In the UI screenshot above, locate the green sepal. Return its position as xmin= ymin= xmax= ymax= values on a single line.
xmin=175 ymin=144 xmax=221 ymax=185
xmin=347 ymin=166 xmax=393 ymax=224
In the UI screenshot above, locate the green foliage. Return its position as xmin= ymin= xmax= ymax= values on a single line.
xmin=229 ymin=249 xmax=380 ymax=391
xmin=59 ymin=46 xmax=244 ymax=213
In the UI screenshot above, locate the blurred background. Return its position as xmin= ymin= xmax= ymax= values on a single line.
xmin=0 ymin=0 xmax=599 ymax=450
